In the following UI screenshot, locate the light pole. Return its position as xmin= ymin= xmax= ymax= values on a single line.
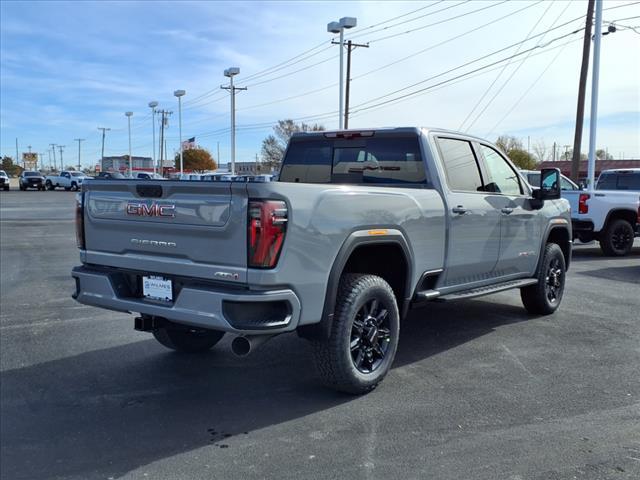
xmin=50 ymin=144 xmax=57 ymax=172
xmin=587 ymin=0 xmax=603 ymax=191
xmin=327 ymin=16 xmax=357 ymax=130
xmin=174 ymin=90 xmax=186 ymax=175
xmin=221 ymin=68 xmax=246 ymax=175
xmin=148 ymin=101 xmax=158 ymax=175
xmin=125 ymin=112 xmax=133 ymax=177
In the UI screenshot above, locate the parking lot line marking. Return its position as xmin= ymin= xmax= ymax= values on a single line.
xmin=500 ymin=344 xmax=537 ymax=379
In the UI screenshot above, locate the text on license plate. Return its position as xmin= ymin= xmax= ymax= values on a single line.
xmin=142 ymin=276 xmax=173 ymax=301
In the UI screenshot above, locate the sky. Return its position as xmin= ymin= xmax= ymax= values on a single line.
xmin=1 ymin=0 xmax=639 ymax=169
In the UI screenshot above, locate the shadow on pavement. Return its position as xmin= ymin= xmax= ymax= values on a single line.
xmin=0 ymin=299 xmax=531 ymax=480
xmin=576 ymin=264 xmax=640 ymax=284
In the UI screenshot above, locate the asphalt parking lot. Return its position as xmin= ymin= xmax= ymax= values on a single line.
xmin=1 ymin=190 xmax=639 ymax=480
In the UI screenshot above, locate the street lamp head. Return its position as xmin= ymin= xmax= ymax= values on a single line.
xmin=125 ymin=111 xmax=133 ymax=117
xmin=339 ymin=17 xmax=357 ymax=29
xmin=148 ymin=101 xmax=158 ymax=108
xmin=224 ymin=67 xmax=240 ymax=77
xmin=327 ymin=21 xmax=341 ymax=34
xmin=174 ymin=89 xmax=186 ymax=97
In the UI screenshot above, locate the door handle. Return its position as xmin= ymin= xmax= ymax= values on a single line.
xmin=501 ymin=207 xmax=514 ymax=215
xmin=452 ymin=206 xmax=467 ymax=215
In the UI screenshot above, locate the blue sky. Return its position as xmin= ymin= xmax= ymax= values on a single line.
xmin=1 ymin=0 xmax=639 ymax=168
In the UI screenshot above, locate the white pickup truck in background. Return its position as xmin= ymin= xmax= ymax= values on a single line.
xmin=45 ymin=171 xmax=88 ymax=191
xmin=563 ymin=168 xmax=640 ymax=256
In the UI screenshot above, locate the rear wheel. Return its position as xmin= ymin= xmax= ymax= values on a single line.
xmin=153 ymin=326 xmax=225 ymax=353
xmin=521 ymin=243 xmax=566 ymax=315
xmin=312 ymin=274 xmax=399 ymax=395
xmin=599 ymin=219 xmax=634 ymax=256
xmin=19 ymin=185 xmax=25 ymax=191
xmin=71 ymin=182 xmax=78 ymax=191
xmin=45 ymin=180 xmax=54 ymax=190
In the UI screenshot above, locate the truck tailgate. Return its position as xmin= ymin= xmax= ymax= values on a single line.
xmin=82 ymin=180 xmax=248 ymax=283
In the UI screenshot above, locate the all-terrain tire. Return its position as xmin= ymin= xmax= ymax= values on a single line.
xmin=312 ymin=273 xmax=400 ymax=395
xmin=521 ymin=243 xmax=566 ymax=315
xmin=153 ymin=327 xmax=225 ymax=353
xmin=599 ymin=218 xmax=634 ymax=257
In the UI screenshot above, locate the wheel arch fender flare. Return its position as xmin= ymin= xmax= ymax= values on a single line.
xmin=537 ymin=220 xmax=572 ymax=274
xmin=299 ymin=229 xmax=413 ymax=341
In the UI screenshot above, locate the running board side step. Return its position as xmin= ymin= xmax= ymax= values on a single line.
xmin=436 ymin=278 xmax=538 ymax=302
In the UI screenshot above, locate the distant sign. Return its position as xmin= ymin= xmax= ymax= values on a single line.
xmin=22 ymin=152 xmax=38 ymax=170
xmin=95 ymin=164 xmax=101 ymax=172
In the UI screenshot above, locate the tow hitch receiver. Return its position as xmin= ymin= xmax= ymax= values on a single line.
xmin=134 ymin=315 xmax=165 ymax=332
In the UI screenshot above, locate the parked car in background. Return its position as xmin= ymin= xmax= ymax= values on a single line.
xmin=133 ymin=172 xmax=165 ymax=180
xmin=19 ymin=171 xmax=45 ymax=191
xmin=249 ymin=174 xmax=274 ymax=182
xmin=596 ymin=168 xmax=640 ymax=191
xmin=0 ymin=170 xmax=9 ymax=190
xmin=45 ymin=170 xmax=87 ymax=191
xmin=96 ymin=171 xmax=125 ymax=180
xmin=521 ymin=169 xmax=580 ymax=191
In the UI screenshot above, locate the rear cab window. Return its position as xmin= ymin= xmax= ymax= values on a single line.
xmin=279 ymin=132 xmax=428 ymax=186
xmin=597 ymin=172 xmax=640 ymax=190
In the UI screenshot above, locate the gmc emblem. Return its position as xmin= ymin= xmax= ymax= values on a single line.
xmin=126 ymin=202 xmax=176 ymax=218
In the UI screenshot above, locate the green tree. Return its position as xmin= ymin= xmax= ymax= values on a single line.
xmin=495 ymin=135 xmax=537 ymax=169
xmin=261 ymin=119 xmax=325 ymax=169
xmin=1 ymin=156 xmax=22 ymax=176
xmin=174 ymin=148 xmax=217 ymax=172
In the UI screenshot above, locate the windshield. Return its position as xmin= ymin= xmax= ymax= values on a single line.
xmin=0 ymin=170 xmax=6 ymax=176
xmin=24 ymin=171 xmax=40 ymax=177
xmin=597 ymin=172 xmax=640 ymax=191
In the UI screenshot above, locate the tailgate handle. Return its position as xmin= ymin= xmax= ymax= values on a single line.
xmin=136 ymin=184 xmax=163 ymax=198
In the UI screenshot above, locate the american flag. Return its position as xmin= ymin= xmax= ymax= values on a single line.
xmin=182 ymin=137 xmax=196 ymax=150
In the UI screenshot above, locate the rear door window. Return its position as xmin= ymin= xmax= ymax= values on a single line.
xmin=435 ymin=137 xmax=484 ymax=192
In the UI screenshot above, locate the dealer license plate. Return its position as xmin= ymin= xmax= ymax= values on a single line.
xmin=142 ymin=276 xmax=173 ymax=302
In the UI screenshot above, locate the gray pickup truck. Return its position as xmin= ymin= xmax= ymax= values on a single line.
xmin=72 ymin=127 xmax=571 ymax=394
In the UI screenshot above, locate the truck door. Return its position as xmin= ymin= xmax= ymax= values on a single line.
xmin=435 ymin=137 xmax=501 ymax=287
xmin=476 ymin=144 xmax=541 ymax=276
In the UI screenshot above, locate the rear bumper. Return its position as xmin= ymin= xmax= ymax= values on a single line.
xmin=71 ymin=265 xmax=301 ymax=334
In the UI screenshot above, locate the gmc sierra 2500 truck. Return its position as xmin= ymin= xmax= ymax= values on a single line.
xmin=72 ymin=128 xmax=571 ymax=394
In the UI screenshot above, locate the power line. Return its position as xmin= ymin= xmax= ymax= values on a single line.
xmin=350 ymin=29 xmax=583 ymax=116
xmin=458 ymin=0 xmax=553 ymax=131
xmin=463 ymin=0 xmax=573 ymax=132
xmin=365 ymin=0 xmax=510 ymax=44
xmin=485 ymin=39 xmax=575 ymax=137
xmin=351 ymin=22 xmax=585 ymax=112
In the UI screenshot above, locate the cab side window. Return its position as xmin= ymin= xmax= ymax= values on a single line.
xmin=436 ymin=137 xmax=484 ymax=192
xmin=479 ymin=145 xmax=523 ymax=195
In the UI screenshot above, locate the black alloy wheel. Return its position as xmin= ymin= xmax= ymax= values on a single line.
xmin=350 ymin=298 xmax=392 ymax=374
xmin=600 ymin=219 xmax=635 ymax=256
xmin=544 ymin=257 xmax=563 ymax=306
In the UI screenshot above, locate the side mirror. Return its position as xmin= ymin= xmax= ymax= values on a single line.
xmin=538 ymin=168 xmax=561 ymax=200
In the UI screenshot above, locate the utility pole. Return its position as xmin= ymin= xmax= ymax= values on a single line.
xmin=74 ymin=138 xmax=85 ymax=170
xmin=47 ymin=149 xmax=52 ymax=171
xmin=570 ymin=0 xmax=595 ymax=182
xmin=27 ymin=145 xmax=32 ymax=154
xmin=587 ymin=0 xmax=603 ymax=191
xmin=58 ymin=145 xmax=65 ymax=171
xmin=341 ymin=39 xmax=369 ymax=129
xmin=221 ymin=68 xmax=246 ymax=175
xmin=15 ymin=138 xmax=19 ymax=164
xmin=38 ymin=153 xmax=44 ymax=170
xmin=552 ymin=141 xmax=557 ymax=162
xmin=217 ymin=141 xmax=220 ymax=167
xmin=563 ymin=145 xmax=571 ymax=161
xmin=50 ymin=144 xmax=57 ymax=172
xmin=97 ymin=127 xmax=110 ymax=171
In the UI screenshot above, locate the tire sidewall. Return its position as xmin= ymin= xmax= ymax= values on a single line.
xmin=605 ymin=219 xmax=634 ymax=256
xmin=540 ymin=243 xmax=566 ymax=311
xmin=334 ymin=279 xmax=400 ymax=389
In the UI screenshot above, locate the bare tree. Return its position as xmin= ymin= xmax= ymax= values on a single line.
xmin=261 ymin=119 xmax=325 ymax=169
xmin=532 ymin=140 xmax=548 ymax=163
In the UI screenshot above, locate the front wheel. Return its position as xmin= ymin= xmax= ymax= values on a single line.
xmin=599 ymin=219 xmax=634 ymax=257
xmin=521 ymin=243 xmax=566 ymax=315
xmin=153 ymin=326 xmax=225 ymax=353
xmin=312 ymin=274 xmax=400 ymax=395
xmin=71 ymin=182 xmax=78 ymax=191
xmin=46 ymin=181 xmax=54 ymax=190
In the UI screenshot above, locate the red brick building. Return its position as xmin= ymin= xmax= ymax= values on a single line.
xmin=537 ymin=160 xmax=640 ymax=178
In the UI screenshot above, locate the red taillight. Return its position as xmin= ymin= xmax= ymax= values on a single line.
xmin=75 ymin=192 xmax=85 ymax=249
xmin=578 ymin=193 xmax=590 ymax=214
xmin=248 ymin=200 xmax=287 ymax=268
